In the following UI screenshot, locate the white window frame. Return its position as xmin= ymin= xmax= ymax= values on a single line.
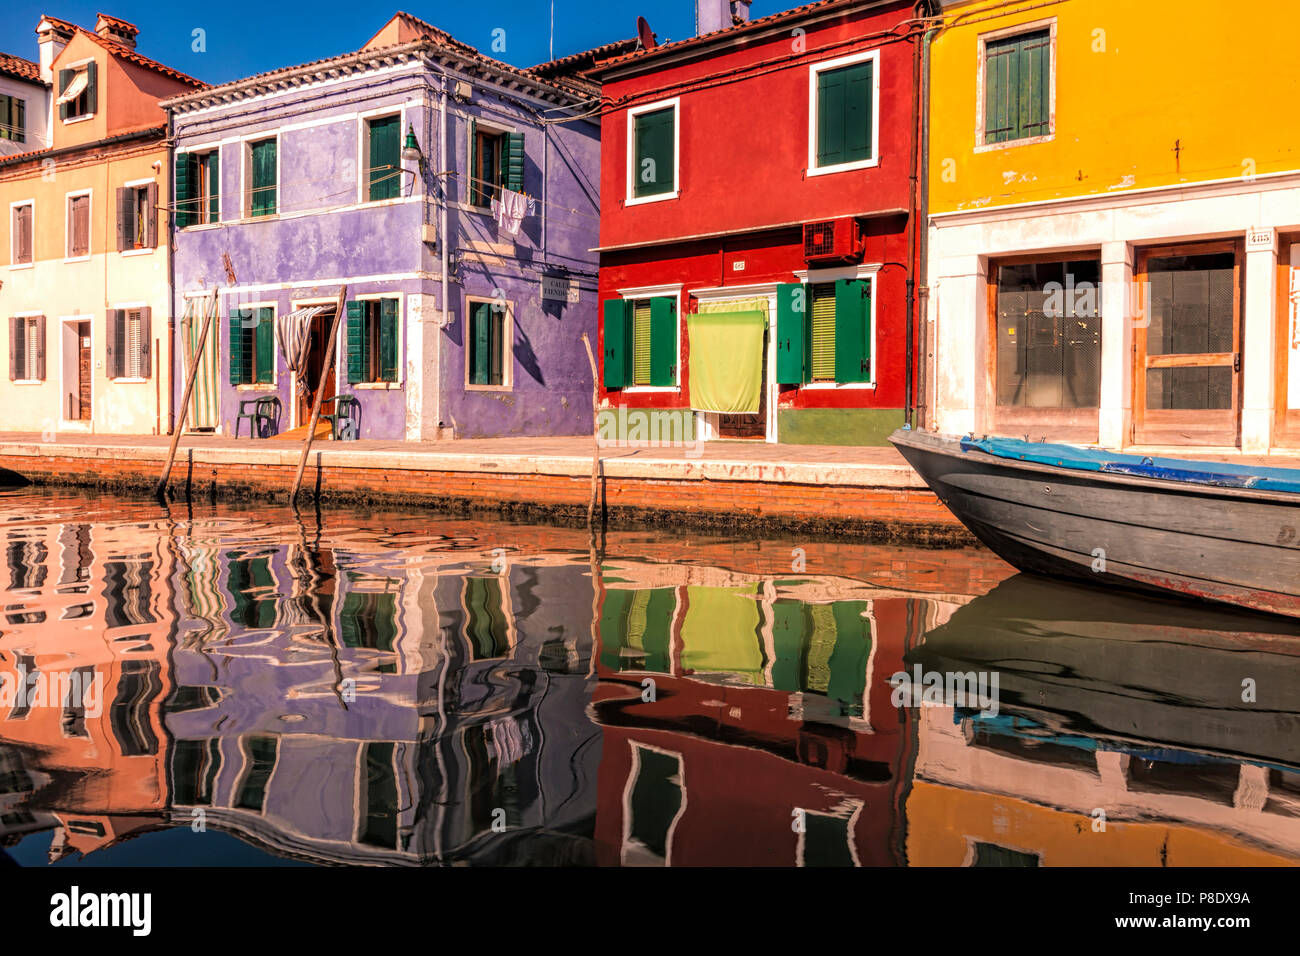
xmin=807 ymin=48 xmax=881 ymax=177
xmin=352 ymin=292 xmax=405 ymax=389
xmin=463 ymin=293 xmax=514 ymax=392
xmin=230 ymin=300 xmax=278 ymax=389
xmin=11 ymin=310 xmax=44 ymax=384
xmin=974 ymin=18 xmax=1057 ymax=152
xmin=110 ymin=300 xmax=151 ymax=383
xmin=120 ymin=178 xmax=156 ymax=257
xmin=790 ymin=264 xmax=879 ymax=389
xmin=240 ymin=132 xmax=281 ymax=220
xmin=616 ymin=282 xmax=683 ymax=392
xmin=357 ymin=106 xmax=410 ymax=207
xmin=178 ymin=141 xmax=222 ymax=228
xmin=625 ymin=97 xmax=680 ymax=207
xmin=58 ymin=57 xmax=96 ymax=125
xmin=64 ymin=188 xmax=92 ymax=262
xmin=464 ymin=114 xmax=517 ymax=210
xmin=9 ymin=199 xmax=34 ymax=269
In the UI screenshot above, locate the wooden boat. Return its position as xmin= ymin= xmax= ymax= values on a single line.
xmin=889 ymin=428 xmax=1300 ymax=618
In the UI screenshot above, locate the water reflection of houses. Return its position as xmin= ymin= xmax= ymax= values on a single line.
xmin=904 ymin=576 xmax=1300 ymax=866
xmin=0 ymin=505 xmax=174 ymax=860
xmin=590 ymin=560 xmax=943 ymax=866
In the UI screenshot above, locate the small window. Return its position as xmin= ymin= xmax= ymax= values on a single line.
xmin=464 ymin=577 xmax=509 ymax=659
xmin=0 ymin=94 xmax=26 ymax=143
xmin=774 ymin=279 xmax=872 ymax=386
xmin=811 ymin=54 xmax=876 ymax=171
xmin=7 ymin=315 xmax=45 ymax=381
xmin=366 ymin=115 xmax=401 ymax=202
xmin=234 ymin=736 xmax=277 ymax=813
xmin=247 ymin=138 xmax=277 ymax=217
xmin=175 ymin=150 xmax=219 ymax=227
xmin=629 ymin=103 xmax=676 ymax=200
xmin=345 ymin=298 xmax=399 ymax=384
xmin=107 ymin=307 xmax=152 ymax=380
xmin=468 ymin=123 xmax=523 ymax=208
xmin=10 ymin=203 xmax=32 ymax=265
xmin=982 ymin=28 xmax=1052 ymax=146
xmin=66 ymin=193 xmax=90 ymax=258
xmin=601 ymin=296 xmax=677 ymax=388
xmin=56 ymin=62 xmax=96 ymax=121
xmin=624 ymin=746 xmax=683 ymax=865
xmin=116 ymin=183 xmax=156 ymax=250
xmin=466 ymin=299 xmax=510 ymax=388
xmin=227 ymin=307 xmax=274 ymax=386
xmin=340 ymin=590 xmax=398 ymax=651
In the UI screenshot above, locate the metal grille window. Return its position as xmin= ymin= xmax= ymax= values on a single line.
xmin=983 ymin=29 xmax=1051 ymax=145
xmin=809 ymin=283 xmax=837 ymax=381
xmin=995 ymin=259 xmax=1101 ymax=408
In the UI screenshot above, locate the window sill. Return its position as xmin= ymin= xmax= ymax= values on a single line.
xmin=799 ymin=381 xmax=876 ymax=390
xmin=120 ymin=247 xmax=154 ymax=257
xmin=64 ymin=255 xmax=91 ymax=263
xmin=621 ymin=385 xmax=680 ymax=393
xmin=352 ymin=382 xmax=401 ymax=390
xmin=361 ymin=196 xmax=407 ymax=208
xmin=625 ymin=190 xmax=678 ymax=207
xmin=8 ymin=262 xmax=33 ymax=270
xmin=465 ymin=384 xmax=513 ymax=393
xmin=974 ymin=133 xmax=1055 ymax=153
xmin=235 ymin=383 xmax=276 ymax=390
xmin=242 ymin=212 xmax=280 ymax=222
xmin=182 ymin=222 xmax=222 ymax=231
xmin=806 ymin=157 xmax=879 ymax=178
xmin=11 ymin=379 xmax=44 ymax=386
xmin=110 ymin=377 xmax=150 ymax=384
xmin=62 ymin=113 xmax=95 ymax=125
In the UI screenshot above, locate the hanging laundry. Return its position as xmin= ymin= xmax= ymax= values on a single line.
xmin=491 ymin=187 xmax=530 ymax=237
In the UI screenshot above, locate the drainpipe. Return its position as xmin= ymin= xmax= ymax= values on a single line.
xmin=918 ymin=8 xmax=939 ymax=430
xmin=439 ymin=77 xmax=449 ymax=439
xmin=904 ymin=5 xmax=925 ymax=429
xmin=165 ymin=104 xmax=176 ymax=435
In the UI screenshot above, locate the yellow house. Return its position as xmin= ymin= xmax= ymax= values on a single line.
xmin=0 ymin=14 xmax=203 ymax=435
xmin=925 ymin=0 xmax=1300 ymax=454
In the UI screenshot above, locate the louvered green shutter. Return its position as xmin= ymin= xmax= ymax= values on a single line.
xmin=255 ymin=308 xmax=274 ymax=383
xmin=817 ymin=61 xmax=872 ymax=168
xmin=85 ymin=61 xmax=97 ymax=114
xmin=602 ymin=299 xmax=627 ymax=388
xmin=107 ymin=309 xmax=125 ymax=380
xmin=471 ymin=303 xmax=491 ymax=386
xmin=368 ymin=116 xmax=400 ymax=201
xmin=776 ymin=283 xmax=806 ymax=385
xmin=633 ymin=107 xmax=674 ymax=198
xmin=985 ymin=30 xmax=1049 ymax=144
xmin=834 ymin=279 xmax=870 ymax=384
xmin=229 ymin=310 xmax=249 ymax=385
xmin=648 ymin=297 xmax=676 ymax=387
xmin=504 ymin=132 xmax=525 ymax=193
xmin=345 ymin=300 xmax=366 ymax=384
xmin=1020 ymin=32 xmax=1050 ymax=139
xmin=207 ymin=151 xmax=220 ymax=223
xmin=115 ymin=187 xmax=130 ymax=250
xmin=58 ymin=69 xmax=70 ymax=120
xmin=379 ymin=298 xmax=398 ymax=383
xmin=251 ymin=140 xmax=276 ymax=217
xmin=174 ymin=153 xmax=193 ymax=228
xmin=816 ymin=67 xmax=845 ymax=167
xmin=468 ymin=118 xmax=481 ymax=205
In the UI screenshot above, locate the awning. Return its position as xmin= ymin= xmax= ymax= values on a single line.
xmin=56 ymin=69 xmax=88 ymax=105
xmin=276 ymin=306 xmax=327 ymax=393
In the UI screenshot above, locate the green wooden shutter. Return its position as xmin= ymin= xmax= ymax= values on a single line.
xmin=251 ymin=140 xmax=276 ymax=217
xmin=633 ymin=107 xmax=674 ymax=198
xmin=368 ymin=116 xmax=400 ymax=202
xmin=775 ymin=283 xmax=807 ymax=385
xmin=816 ymin=66 xmax=846 ymax=167
xmin=345 ymin=300 xmax=366 ymax=384
xmin=107 ymin=309 xmax=125 ymax=380
xmin=468 ymin=302 xmax=491 ymax=386
xmin=986 ymin=30 xmax=1049 ymax=144
xmin=834 ymin=279 xmax=870 ymax=384
xmin=817 ymin=61 xmax=872 ymax=168
xmin=602 ymin=299 xmax=628 ymax=388
xmin=379 ymin=297 xmax=398 ymax=383
xmin=228 ymin=309 xmax=249 ymax=385
xmin=85 ymin=61 xmax=97 ymax=114
xmin=504 ymin=132 xmax=525 ymax=192
xmin=137 ymin=309 xmax=150 ymax=380
xmin=115 ymin=187 xmax=130 ymax=250
xmin=1019 ymin=32 xmax=1050 ymax=138
xmin=468 ymin=118 xmax=479 ymax=205
xmin=58 ymin=69 xmax=70 ymax=120
xmin=985 ymin=38 xmax=1014 ymax=144
xmin=174 ymin=153 xmax=193 ymax=228
xmin=648 ymin=296 xmax=676 ymax=387
xmin=255 ymin=307 xmax=274 ymax=383
xmin=207 ymin=151 xmax=220 ymax=223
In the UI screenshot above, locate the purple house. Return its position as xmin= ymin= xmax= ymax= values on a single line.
xmin=163 ymin=13 xmax=614 ymax=441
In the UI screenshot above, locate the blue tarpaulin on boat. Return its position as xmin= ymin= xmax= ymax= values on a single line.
xmin=959 ymin=436 xmax=1300 ymax=495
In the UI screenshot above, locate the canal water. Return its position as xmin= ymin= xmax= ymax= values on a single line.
xmin=1 ymin=486 xmax=1298 ymax=867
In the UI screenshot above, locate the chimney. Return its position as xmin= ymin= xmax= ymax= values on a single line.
xmin=36 ymin=17 xmax=73 ymax=84
xmin=95 ymin=13 xmax=140 ymax=50
xmin=696 ymin=0 xmax=752 ymax=35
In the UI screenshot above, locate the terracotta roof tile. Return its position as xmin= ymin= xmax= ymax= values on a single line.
xmin=0 ymin=52 xmax=41 ymax=83
xmin=76 ymin=27 xmax=205 ymax=88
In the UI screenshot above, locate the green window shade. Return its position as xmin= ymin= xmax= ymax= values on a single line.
xmin=250 ymin=139 xmax=276 ymax=217
xmin=816 ymin=60 xmax=873 ymax=168
xmin=255 ymin=307 xmax=274 ymax=384
xmin=368 ymin=115 xmax=401 ymax=201
xmin=205 ymin=151 xmax=220 ymax=223
xmin=776 ymin=283 xmax=806 ymax=385
xmin=602 ymin=299 xmax=629 ymax=388
xmin=834 ymin=278 xmax=871 ymax=384
xmin=468 ymin=301 xmax=503 ymax=387
xmin=632 ymin=301 xmax=652 ymax=386
xmin=234 ymin=736 xmax=277 ymax=812
xmin=340 ymin=591 xmax=397 ymax=650
xmin=622 ymin=589 xmax=674 ymax=673
xmin=379 ymin=297 xmax=399 ymax=383
xmin=174 ymin=152 xmax=194 ymax=229
xmin=649 ymin=297 xmax=676 ymax=386
xmin=809 ymin=283 xmax=836 ymax=382
xmin=985 ymin=30 xmax=1050 ymax=144
xmin=85 ymin=61 xmax=98 ymax=114
xmin=632 ymin=106 xmax=675 ymax=198
xmin=345 ymin=300 xmax=366 ymax=385
xmin=465 ymin=577 xmax=509 ymax=659
xmin=228 ymin=310 xmax=250 ymax=385
xmin=504 ymin=131 xmax=525 ymax=192
xmin=57 ymin=69 xmax=71 ymax=121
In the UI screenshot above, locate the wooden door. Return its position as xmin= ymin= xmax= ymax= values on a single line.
xmin=297 ymin=308 xmax=336 ymax=425
xmin=77 ymin=323 xmax=91 ymax=421
xmin=1277 ymin=234 xmax=1300 ymax=446
xmin=1132 ymin=241 xmax=1242 ymax=446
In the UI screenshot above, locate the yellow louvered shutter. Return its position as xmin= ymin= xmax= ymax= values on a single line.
xmin=633 ymin=300 xmax=652 ymax=385
xmin=810 ymin=283 xmax=836 ymax=381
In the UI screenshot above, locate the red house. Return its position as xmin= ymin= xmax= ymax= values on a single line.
xmin=590 ymin=0 xmax=931 ymax=445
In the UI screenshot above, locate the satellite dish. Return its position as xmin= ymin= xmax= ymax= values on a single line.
xmin=637 ymin=16 xmax=657 ymax=51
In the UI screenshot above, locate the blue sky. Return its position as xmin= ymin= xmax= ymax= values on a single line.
xmin=5 ymin=1 xmax=788 ymax=84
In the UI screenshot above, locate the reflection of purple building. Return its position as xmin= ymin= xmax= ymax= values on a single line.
xmin=164 ymin=13 xmax=604 ymax=440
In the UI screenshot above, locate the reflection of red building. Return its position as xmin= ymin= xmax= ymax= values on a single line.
xmin=590 ymin=561 xmax=928 ymax=865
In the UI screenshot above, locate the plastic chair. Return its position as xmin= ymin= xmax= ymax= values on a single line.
xmin=320 ymin=395 xmax=360 ymax=440
xmin=235 ymin=396 xmax=279 ymax=438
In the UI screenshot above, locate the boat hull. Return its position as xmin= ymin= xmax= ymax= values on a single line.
xmin=890 ymin=429 xmax=1300 ymax=618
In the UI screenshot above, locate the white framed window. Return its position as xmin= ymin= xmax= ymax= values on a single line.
xmin=107 ymin=304 xmax=152 ymax=381
xmin=463 ymin=294 xmax=513 ymax=390
xmin=610 ymin=283 xmax=683 ymax=391
xmin=9 ymin=200 xmax=34 ymax=267
xmin=808 ymin=49 xmax=880 ymax=177
xmin=8 ymin=312 xmax=45 ymax=383
xmin=176 ymin=144 xmax=221 ymax=227
xmin=975 ymin=19 xmax=1056 ymax=150
xmin=789 ymin=265 xmax=878 ymax=389
xmin=56 ymin=58 xmax=96 ymax=123
xmin=241 ymin=134 xmax=279 ymax=218
xmin=117 ymin=178 xmax=157 ymax=253
xmin=626 ymin=97 xmax=679 ymax=206
xmin=347 ymin=294 xmax=403 ymax=387
xmin=358 ymin=107 xmax=407 ymax=205
xmin=65 ymin=189 xmax=91 ymax=260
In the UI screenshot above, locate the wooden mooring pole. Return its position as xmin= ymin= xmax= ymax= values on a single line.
xmin=581 ymin=333 xmax=600 ymax=529
xmin=289 ymin=285 xmax=348 ymax=507
xmin=155 ymin=290 xmax=217 ymax=501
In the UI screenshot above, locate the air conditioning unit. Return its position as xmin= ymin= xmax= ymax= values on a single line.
xmin=803 ymin=217 xmax=864 ymax=264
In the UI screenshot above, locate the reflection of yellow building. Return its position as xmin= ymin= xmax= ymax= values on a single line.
xmin=927 ymin=0 xmax=1300 ymax=454
xmin=906 ymin=708 xmax=1300 ymax=866
xmin=0 ymin=15 xmax=202 ymax=435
